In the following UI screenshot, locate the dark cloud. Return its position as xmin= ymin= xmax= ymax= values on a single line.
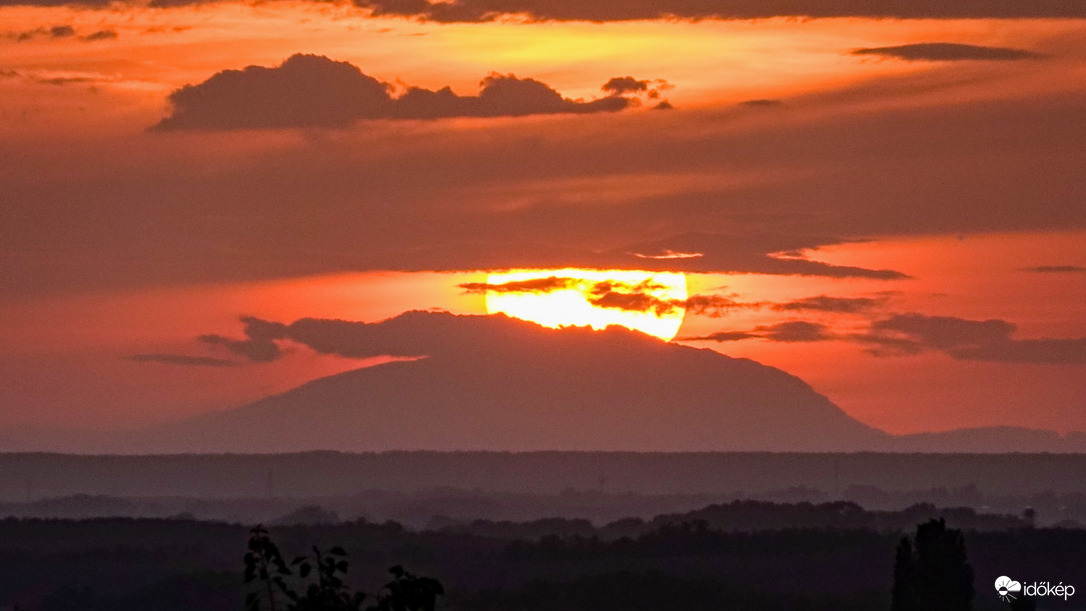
xmin=851 ymin=43 xmax=1044 ymax=62
xmin=772 ymin=295 xmax=886 ymax=314
xmin=586 ymin=286 xmax=750 ymax=318
xmin=857 ymin=313 xmax=1086 ymax=364
xmin=587 ymin=289 xmax=677 ymax=315
xmin=6 ymin=79 xmax=1085 ymax=295
xmin=870 ymin=313 xmax=1015 ymax=350
xmin=1020 ymin=265 xmax=1086 ymax=274
xmin=753 ymin=321 xmax=834 ymax=342
xmin=949 ymin=338 xmax=1086 ymax=364
xmin=739 ymin=99 xmax=783 ymax=107
xmin=618 ymin=233 xmax=909 ymax=279
xmin=459 ymin=276 xmax=580 ymax=294
xmin=127 ymin=353 xmax=237 ymax=367
xmin=36 ymin=76 xmax=97 ymax=85
xmin=683 ymin=294 xmax=753 ymax=317
xmin=3 ymin=0 xmax=1086 ymax=18
xmin=80 ymin=29 xmax=118 ymax=41
xmin=155 ymin=54 xmax=650 ymax=130
xmin=198 ymin=316 xmax=288 ymax=362
xmin=631 ymin=249 xmax=701 ymax=260
xmin=682 ymin=320 xmax=834 ymax=343
xmin=678 ymin=331 xmax=758 ymax=342
xmin=683 ymin=313 xmax=1086 ymax=363
xmin=459 ymin=276 xmax=749 ymax=317
xmin=602 ymin=77 xmax=672 ymax=101
xmin=349 ymin=0 xmax=1086 ymax=21
xmin=8 ymin=25 xmax=117 ymax=42
xmin=198 ymin=310 xmax=596 ymax=363
xmin=9 ymin=24 xmax=74 ymax=41
xmin=602 ymin=76 xmax=649 ymax=95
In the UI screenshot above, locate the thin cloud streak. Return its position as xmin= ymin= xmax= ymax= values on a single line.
xmin=1020 ymin=265 xmax=1086 ymax=273
xmin=127 ymin=353 xmax=238 ymax=366
xmin=851 ymin=43 xmax=1044 ymax=62
xmin=686 ymin=312 xmax=1086 ymax=364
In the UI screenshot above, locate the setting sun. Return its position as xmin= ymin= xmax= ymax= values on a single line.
xmin=483 ymin=269 xmax=687 ymax=341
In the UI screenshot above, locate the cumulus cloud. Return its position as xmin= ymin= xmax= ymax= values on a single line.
xmin=602 ymin=76 xmax=649 ymax=95
xmin=127 ymin=353 xmax=238 ymax=366
xmin=155 ymin=54 xmax=654 ymax=130
xmin=851 ymin=43 xmax=1043 ymax=62
xmin=601 ymin=76 xmax=671 ymax=99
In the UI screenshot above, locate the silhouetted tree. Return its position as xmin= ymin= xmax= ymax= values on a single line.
xmin=891 ymin=538 xmax=917 ymax=611
xmin=243 ymin=526 xmax=443 ymax=611
xmin=891 ymin=519 xmax=974 ymax=611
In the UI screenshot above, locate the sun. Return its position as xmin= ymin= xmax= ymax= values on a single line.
xmin=483 ymin=269 xmax=688 ymax=341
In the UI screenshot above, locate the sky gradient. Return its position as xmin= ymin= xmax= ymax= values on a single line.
xmin=1 ymin=0 xmax=1084 ymax=440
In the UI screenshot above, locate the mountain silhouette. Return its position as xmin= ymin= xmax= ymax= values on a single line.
xmin=4 ymin=312 xmax=1082 ymax=453
xmin=130 ymin=312 xmax=887 ymax=453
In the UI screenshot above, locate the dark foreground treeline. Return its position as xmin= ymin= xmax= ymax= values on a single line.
xmin=2 ymin=501 xmax=1085 ymax=610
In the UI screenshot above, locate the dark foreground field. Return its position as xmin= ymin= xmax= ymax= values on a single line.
xmin=1 ymin=501 xmax=1084 ymax=610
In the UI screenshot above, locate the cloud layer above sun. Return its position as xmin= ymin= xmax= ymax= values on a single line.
xmin=5 ymin=0 xmax=1086 ymax=20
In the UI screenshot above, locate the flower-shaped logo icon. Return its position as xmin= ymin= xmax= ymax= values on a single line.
xmin=995 ymin=576 xmax=1022 ymax=602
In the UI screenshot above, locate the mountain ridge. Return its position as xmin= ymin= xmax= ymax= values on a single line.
xmin=2 ymin=312 xmax=1082 ymax=454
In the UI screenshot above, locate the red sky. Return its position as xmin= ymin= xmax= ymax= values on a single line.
xmin=1 ymin=0 xmax=1084 ymax=438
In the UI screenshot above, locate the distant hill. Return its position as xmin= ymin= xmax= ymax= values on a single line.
xmin=893 ymin=426 xmax=1086 ymax=453
xmin=130 ymin=312 xmax=886 ymax=453
xmin=1 ymin=312 xmax=1083 ymax=454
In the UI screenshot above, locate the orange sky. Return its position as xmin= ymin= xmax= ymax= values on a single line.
xmin=1 ymin=1 xmax=1084 ymax=439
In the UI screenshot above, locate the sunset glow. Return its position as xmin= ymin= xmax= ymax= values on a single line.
xmin=1 ymin=0 xmax=1085 ymax=443
xmin=484 ymin=269 xmax=687 ymax=341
